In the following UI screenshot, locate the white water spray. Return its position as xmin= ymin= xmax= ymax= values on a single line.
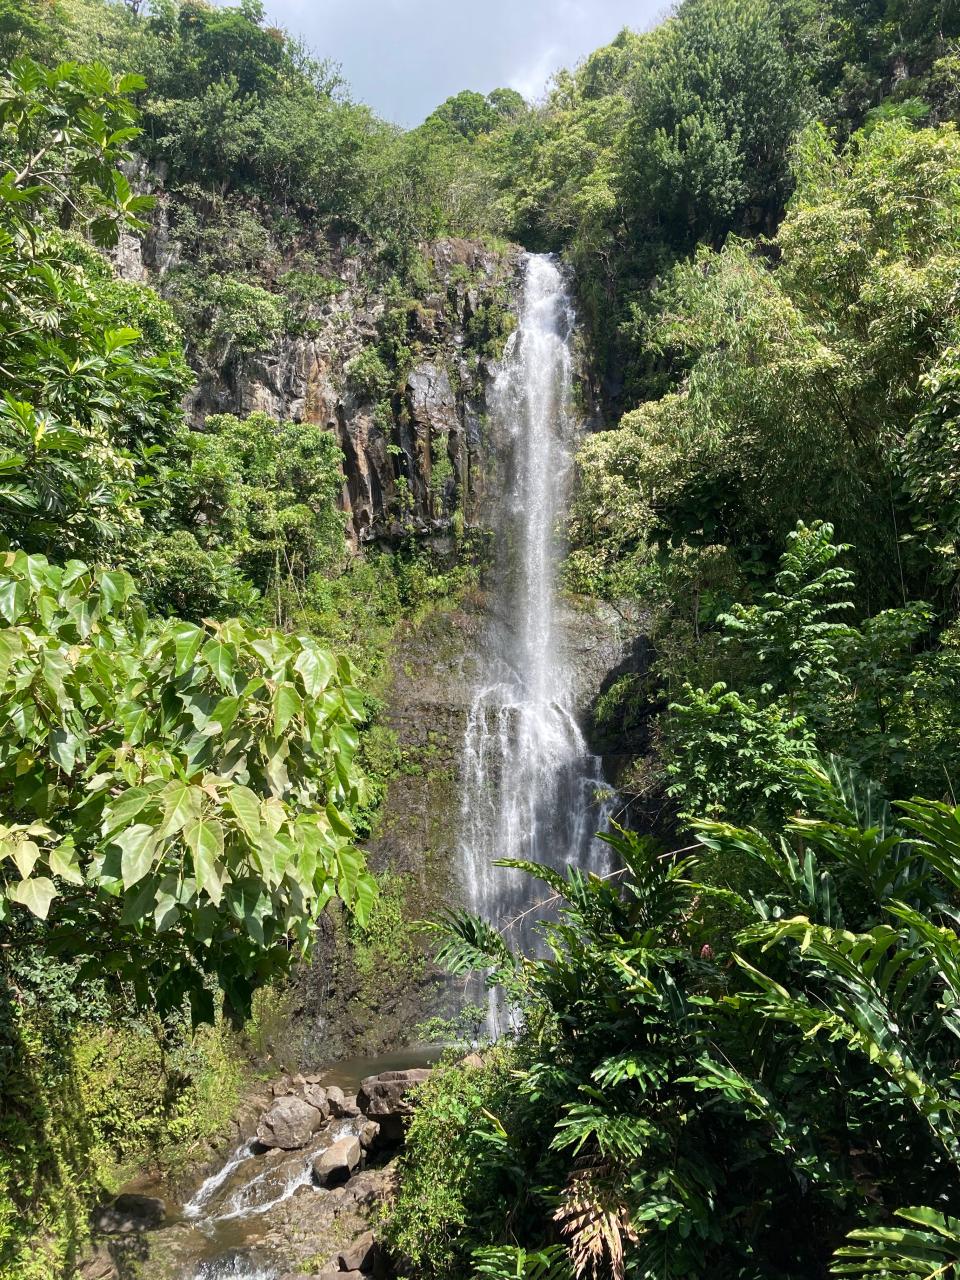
xmin=182 ymin=1141 xmax=257 ymax=1220
xmin=459 ymin=254 xmax=615 ymax=1030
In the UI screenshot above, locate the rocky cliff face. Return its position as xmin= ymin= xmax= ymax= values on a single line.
xmin=118 ymin=213 xmax=521 ymax=548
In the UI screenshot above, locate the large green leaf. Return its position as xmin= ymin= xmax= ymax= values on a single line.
xmin=157 ymin=781 xmax=203 ymax=838
xmin=115 ymin=823 xmax=159 ymax=889
xmin=7 ymin=875 xmax=56 ymax=919
xmin=272 ymin=681 xmax=302 ymax=736
xmin=184 ymin=814 xmax=226 ymax=905
xmin=294 ymin=642 xmax=335 ymax=697
xmin=227 ymin=784 xmax=262 ymax=841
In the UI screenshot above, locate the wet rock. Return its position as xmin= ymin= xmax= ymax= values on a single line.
xmin=338 ymin=1229 xmax=377 ymax=1272
xmin=95 ymin=1192 xmax=166 ymax=1233
xmin=357 ymin=1068 xmax=431 ymax=1140
xmin=257 ymin=1094 xmax=327 ymax=1149
xmin=175 ymin=232 xmax=519 ymax=548
xmin=312 ymin=1134 xmax=362 ymax=1187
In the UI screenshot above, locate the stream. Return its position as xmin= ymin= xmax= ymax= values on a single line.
xmin=120 ymin=1051 xmax=442 ymax=1280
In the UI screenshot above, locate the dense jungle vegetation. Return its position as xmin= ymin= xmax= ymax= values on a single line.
xmin=5 ymin=0 xmax=960 ymax=1277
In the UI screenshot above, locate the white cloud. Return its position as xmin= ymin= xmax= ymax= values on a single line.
xmin=249 ymin=0 xmax=665 ymax=124
xmin=507 ymin=43 xmax=563 ymax=104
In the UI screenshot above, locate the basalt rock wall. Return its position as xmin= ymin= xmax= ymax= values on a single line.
xmin=117 ymin=213 xmax=521 ymax=549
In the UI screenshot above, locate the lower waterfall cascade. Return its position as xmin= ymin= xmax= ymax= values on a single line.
xmin=458 ymin=252 xmax=616 ymax=1030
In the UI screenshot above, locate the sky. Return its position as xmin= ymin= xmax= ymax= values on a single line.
xmin=253 ymin=1 xmax=669 ymax=126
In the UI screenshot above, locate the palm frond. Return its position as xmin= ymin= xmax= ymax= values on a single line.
xmin=472 ymin=1245 xmax=572 ymax=1280
xmin=553 ymin=1157 xmax=638 ymax=1280
xmin=832 ymin=1206 xmax=960 ymax=1278
xmin=422 ymin=907 xmax=517 ymax=978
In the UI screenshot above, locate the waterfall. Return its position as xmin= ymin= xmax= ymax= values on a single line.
xmin=459 ymin=253 xmax=615 ymax=1031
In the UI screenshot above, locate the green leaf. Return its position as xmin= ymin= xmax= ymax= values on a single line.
xmin=8 ymin=876 xmax=56 ymax=919
xmin=49 ymin=842 xmax=83 ymax=885
xmin=103 ymin=327 xmax=141 ymax=354
xmin=294 ymin=643 xmax=335 ymax=697
xmin=272 ymin=681 xmax=302 ymax=735
xmin=50 ymin=728 xmax=81 ymax=774
xmin=172 ymin=621 xmax=204 ymax=675
xmin=114 ymin=823 xmax=159 ymax=889
xmin=184 ymin=815 xmax=226 ymax=906
xmin=0 ymin=577 xmax=28 ymax=623
xmin=327 ymin=803 xmax=354 ymax=839
xmin=98 ymin=568 xmax=133 ymax=611
xmin=11 ymin=839 xmax=39 ymax=878
xmin=157 ymin=781 xmax=202 ymax=839
xmin=102 ymin=787 xmax=153 ymax=835
xmin=0 ymin=629 xmax=22 ymax=684
xmin=353 ymin=872 xmax=377 ymax=928
xmin=227 ymin=784 xmax=262 ymax=841
xmin=202 ymin=639 xmax=236 ymax=690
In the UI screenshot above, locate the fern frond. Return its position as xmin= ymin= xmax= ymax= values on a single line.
xmin=472 ymin=1244 xmax=572 ymax=1280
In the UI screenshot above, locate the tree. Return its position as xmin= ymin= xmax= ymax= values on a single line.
xmin=0 ymin=551 xmax=374 ymax=1020
xmin=0 ymin=57 xmax=190 ymax=557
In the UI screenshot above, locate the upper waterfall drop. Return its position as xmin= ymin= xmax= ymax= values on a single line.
xmin=459 ymin=253 xmax=615 ymax=1021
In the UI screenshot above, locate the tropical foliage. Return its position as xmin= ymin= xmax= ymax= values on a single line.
xmin=0 ymin=550 xmax=372 ymax=1019
xmin=6 ymin=0 xmax=960 ymax=1276
xmin=397 ymin=766 xmax=960 ymax=1278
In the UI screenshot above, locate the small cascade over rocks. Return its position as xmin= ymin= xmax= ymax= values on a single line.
xmin=86 ymin=1066 xmax=433 ymax=1280
xmin=459 ymin=253 xmax=616 ymax=1029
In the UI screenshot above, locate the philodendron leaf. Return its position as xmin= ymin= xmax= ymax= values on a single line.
xmin=115 ymin=823 xmax=159 ymax=889
xmin=8 ymin=876 xmax=56 ymax=919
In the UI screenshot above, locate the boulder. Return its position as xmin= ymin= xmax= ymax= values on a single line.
xmin=78 ymin=1245 xmax=120 ymax=1279
xmin=357 ymin=1068 xmax=431 ymax=1140
xmin=358 ymin=1120 xmax=380 ymax=1150
xmin=95 ymin=1193 xmax=165 ymax=1234
xmin=257 ymin=1095 xmax=326 ymax=1150
xmin=312 ymin=1134 xmax=362 ymax=1187
xmin=325 ymin=1085 xmax=347 ymax=1115
xmin=338 ymin=1229 xmax=377 ymax=1273
xmin=301 ymin=1082 xmax=330 ymax=1116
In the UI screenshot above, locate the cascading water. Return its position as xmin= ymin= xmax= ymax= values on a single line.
xmin=459 ymin=253 xmax=615 ymax=1029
